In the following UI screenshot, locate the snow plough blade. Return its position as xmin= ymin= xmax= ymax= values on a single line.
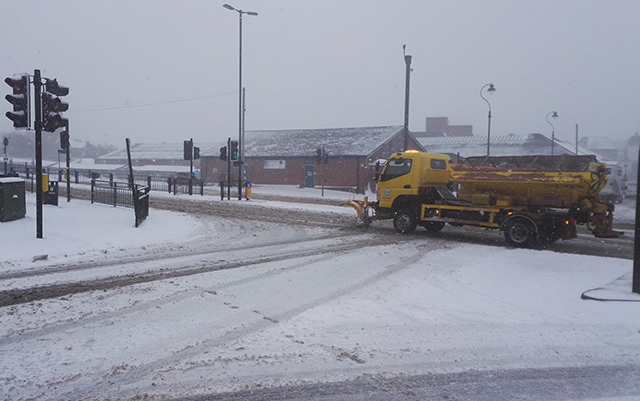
xmin=583 ymin=199 xmax=624 ymax=238
xmin=340 ymin=197 xmax=372 ymax=226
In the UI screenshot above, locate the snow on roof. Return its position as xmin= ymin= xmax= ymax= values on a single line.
xmin=244 ymin=126 xmax=404 ymax=157
xmin=98 ymin=142 xmax=218 ymax=161
xmin=417 ymin=133 xmax=608 ymax=160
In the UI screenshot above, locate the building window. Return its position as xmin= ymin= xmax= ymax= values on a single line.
xmin=264 ymin=160 xmax=286 ymax=169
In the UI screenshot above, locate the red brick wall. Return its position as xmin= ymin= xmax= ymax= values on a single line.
xmin=200 ymin=131 xmax=422 ymax=194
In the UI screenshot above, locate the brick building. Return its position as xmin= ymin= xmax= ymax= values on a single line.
xmin=200 ymin=125 xmax=423 ymax=194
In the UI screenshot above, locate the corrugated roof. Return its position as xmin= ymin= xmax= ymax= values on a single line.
xmin=244 ymin=126 xmax=404 ymax=157
xmin=417 ymin=133 xmax=606 ymax=159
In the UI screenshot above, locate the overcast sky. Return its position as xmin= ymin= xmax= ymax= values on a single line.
xmin=1 ymin=0 xmax=639 ymax=149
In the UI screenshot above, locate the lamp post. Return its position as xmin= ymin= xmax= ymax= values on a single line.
xmin=402 ymin=45 xmax=412 ymax=151
xmin=223 ymin=3 xmax=257 ymax=200
xmin=480 ymin=83 xmax=496 ymax=156
xmin=546 ymin=111 xmax=559 ymax=155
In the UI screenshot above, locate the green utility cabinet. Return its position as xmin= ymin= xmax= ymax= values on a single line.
xmin=0 ymin=177 xmax=26 ymax=222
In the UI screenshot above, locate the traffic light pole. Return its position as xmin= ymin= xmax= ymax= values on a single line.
xmin=633 ymin=144 xmax=640 ymax=294
xmin=321 ymin=145 xmax=326 ymax=197
xmin=189 ymin=137 xmax=193 ymax=196
xmin=2 ymin=137 xmax=7 ymax=175
xmin=227 ymin=137 xmax=231 ymax=200
xmin=34 ymin=69 xmax=43 ymax=239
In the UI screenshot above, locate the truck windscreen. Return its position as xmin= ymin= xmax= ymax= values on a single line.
xmin=379 ymin=158 xmax=412 ymax=182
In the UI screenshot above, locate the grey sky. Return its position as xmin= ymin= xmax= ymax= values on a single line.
xmin=1 ymin=0 xmax=639 ymax=148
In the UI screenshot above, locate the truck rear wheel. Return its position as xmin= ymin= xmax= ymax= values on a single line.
xmin=503 ymin=217 xmax=536 ymax=247
xmin=393 ymin=209 xmax=417 ymax=234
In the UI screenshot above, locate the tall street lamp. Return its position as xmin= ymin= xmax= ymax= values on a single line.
xmin=223 ymin=3 xmax=257 ymax=200
xmin=546 ymin=111 xmax=559 ymax=155
xmin=402 ymin=45 xmax=412 ymax=151
xmin=480 ymin=83 xmax=496 ymax=156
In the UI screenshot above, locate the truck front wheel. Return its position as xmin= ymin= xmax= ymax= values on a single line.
xmin=503 ymin=217 xmax=536 ymax=247
xmin=393 ymin=209 xmax=418 ymax=234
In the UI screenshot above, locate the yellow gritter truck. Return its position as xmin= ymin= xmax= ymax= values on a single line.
xmin=343 ymin=151 xmax=622 ymax=247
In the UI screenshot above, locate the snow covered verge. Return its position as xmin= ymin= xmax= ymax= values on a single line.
xmin=0 ymin=187 xmax=639 ymax=400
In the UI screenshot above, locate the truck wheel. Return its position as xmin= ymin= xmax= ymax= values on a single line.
xmin=423 ymin=221 xmax=445 ymax=232
xmin=393 ymin=209 xmax=417 ymax=234
xmin=503 ymin=217 xmax=536 ymax=247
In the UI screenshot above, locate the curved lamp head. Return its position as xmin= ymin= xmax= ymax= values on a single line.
xmin=222 ymin=4 xmax=235 ymax=10
xmin=480 ymin=83 xmax=496 ymax=107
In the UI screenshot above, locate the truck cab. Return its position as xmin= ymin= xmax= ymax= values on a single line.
xmin=376 ymin=151 xmax=452 ymax=210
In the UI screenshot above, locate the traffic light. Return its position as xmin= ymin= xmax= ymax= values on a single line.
xmin=41 ymin=78 xmax=69 ymax=132
xmin=220 ymin=146 xmax=227 ymax=161
xmin=230 ymin=140 xmax=239 ymax=161
xmin=193 ymin=146 xmax=200 ymax=160
xmin=4 ymin=74 xmax=30 ymax=129
xmin=183 ymin=140 xmax=193 ymax=160
xmin=316 ymin=148 xmax=322 ymax=164
xmin=60 ymin=131 xmax=70 ymax=150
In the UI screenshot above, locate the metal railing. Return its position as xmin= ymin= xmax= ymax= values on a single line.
xmin=90 ymin=178 xmax=150 ymax=227
xmin=5 ymin=162 xmax=206 ymax=196
xmin=90 ymin=179 xmax=135 ymax=208
xmin=134 ymin=185 xmax=150 ymax=227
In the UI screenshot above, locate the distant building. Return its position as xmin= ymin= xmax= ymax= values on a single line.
xmin=200 ymin=125 xmax=421 ymax=194
xmin=577 ymin=136 xmax=620 ymax=161
xmin=95 ymin=142 xmax=215 ymax=167
xmin=412 ymin=117 xmax=473 ymax=138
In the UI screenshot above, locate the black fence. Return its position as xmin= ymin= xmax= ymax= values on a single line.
xmin=5 ymin=162 xmax=204 ymax=196
xmin=91 ymin=179 xmax=135 ymax=208
xmin=134 ymin=185 xmax=150 ymax=228
xmin=90 ymin=178 xmax=150 ymax=227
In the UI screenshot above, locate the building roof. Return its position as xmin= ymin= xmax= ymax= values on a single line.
xmin=244 ymin=125 xmax=405 ymax=157
xmin=97 ymin=142 xmax=217 ymax=162
xmin=416 ymin=133 xmax=607 ymax=160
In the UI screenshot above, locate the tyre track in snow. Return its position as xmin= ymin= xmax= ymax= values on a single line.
xmin=0 ymin=247 xmax=350 ymax=346
xmin=0 ymin=230 xmax=399 ymax=308
xmin=0 ymin=189 xmax=371 ymax=306
xmin=58 ymin=241 xmax=447 ymax=399
xmin=0 ymin=226 xmax=344 ymax=282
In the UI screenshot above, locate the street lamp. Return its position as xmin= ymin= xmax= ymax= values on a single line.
xmin=223 ymin=3 xmax=257 ymax=200
xmin=402 ymin=44 xmax=412 ymax=151
xmin=480 ymin=83 xmax=496 ymax=156
xmin=546 ymin=111 xmax=559 ymax=155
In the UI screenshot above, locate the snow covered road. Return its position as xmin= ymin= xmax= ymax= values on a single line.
xmin=1 ymin=190 xmax=639 ymax=400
